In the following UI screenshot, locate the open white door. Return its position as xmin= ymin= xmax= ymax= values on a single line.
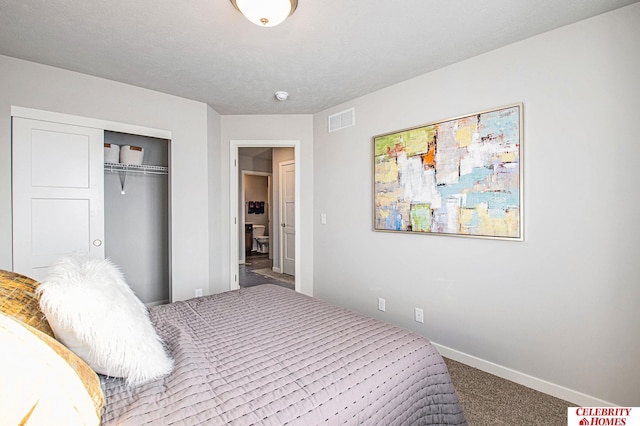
xmin=280 ymin=161 xmax=295 ymax=276
xmin=12 ymin=117 xmax=104 ymax=281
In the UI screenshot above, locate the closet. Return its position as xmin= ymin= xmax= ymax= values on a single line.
xmin=103 ymin=131 xmax=170 ymax=306
xmin=11 ymin=113 xmax=171 ymax=306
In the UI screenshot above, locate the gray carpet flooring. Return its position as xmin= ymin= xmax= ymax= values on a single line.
xmin=444 ymin=358 xmax=571 ymax=426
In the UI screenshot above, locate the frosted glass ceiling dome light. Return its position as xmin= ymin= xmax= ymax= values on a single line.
xmin=231 ymin=0 xmax=297 ymax=27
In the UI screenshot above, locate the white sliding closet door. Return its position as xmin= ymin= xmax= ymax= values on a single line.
xmin=12 ymin=117 xmax=104 ymax=281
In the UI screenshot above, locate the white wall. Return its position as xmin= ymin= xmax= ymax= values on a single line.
xmin=207 ymin=105 xmax=223 ymax=296
xmin=0 ymin=55 xmax=212 ymax=302
xmin=313 ymin=4 xmax=640 ymax=407
xmin=219 ymin=115 xmax=314 ymax=295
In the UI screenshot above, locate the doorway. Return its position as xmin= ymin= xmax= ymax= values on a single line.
xmin=240 ymin=170 xmax=272 ymax=265
xmin=104 ymin=131 xmax=170 ymax=306
xmin=229 ymin=140 xmax=300 ymax=292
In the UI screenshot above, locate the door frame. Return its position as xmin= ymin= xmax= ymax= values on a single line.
xmin=11 ymin=107 xmax=171 ymax=140
xmin=229 ymin=140 xmax=300 ymax=292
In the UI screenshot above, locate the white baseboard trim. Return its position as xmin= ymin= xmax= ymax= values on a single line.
xmin=432 ymin=342 xmax=616 ymax=408
xmin=272 ymin=266 xmax=282 ymax=273
xmin=145 ymin=299 xmax=170 ymax=308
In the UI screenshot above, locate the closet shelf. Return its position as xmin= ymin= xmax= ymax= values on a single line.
xmin=104 ymin=162 xmax=168 ymax=175
xmin=105 ymin=162 xmax=168 ymax=194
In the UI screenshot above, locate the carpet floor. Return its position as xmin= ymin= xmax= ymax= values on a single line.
xmin=252 ymin=268 xmax=295 ymax=286
xmin=444 ymin=358 xmax=572 ymax=426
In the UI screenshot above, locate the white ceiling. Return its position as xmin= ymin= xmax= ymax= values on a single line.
xmin=0 ymin=0 xmax=637 ymax=115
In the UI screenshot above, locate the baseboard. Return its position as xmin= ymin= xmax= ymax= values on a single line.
xmin=432 ymin=342 xmax=616 ymax=407
xmin=145 ymin=299 xmax=170 ymax=308
xmin=272 ymin=266 xmax=282 ymax=273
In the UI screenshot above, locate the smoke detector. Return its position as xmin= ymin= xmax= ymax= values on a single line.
xmin=275 ymin=91 xmax=289 ymax=101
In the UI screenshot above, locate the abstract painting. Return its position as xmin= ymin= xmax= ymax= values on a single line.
xmin=373 ymin=104 xmax=523 ymax=240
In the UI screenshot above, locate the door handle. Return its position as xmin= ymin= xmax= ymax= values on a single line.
xmin=93 ymin=239 xmax=103 ymax=247
xmin=281 ymin=223 xmax=285 ymax=227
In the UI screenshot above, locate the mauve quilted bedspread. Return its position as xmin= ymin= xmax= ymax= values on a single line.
xmin=100 ymin=285 xmax=467 ymax=425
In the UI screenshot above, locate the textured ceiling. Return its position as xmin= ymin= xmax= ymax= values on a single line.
xmin=0 ymin=0 xmax=637 ymax=114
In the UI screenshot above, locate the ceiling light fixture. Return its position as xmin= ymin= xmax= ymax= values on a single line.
xmin=230 ymin=0 xmax=298 ymax=27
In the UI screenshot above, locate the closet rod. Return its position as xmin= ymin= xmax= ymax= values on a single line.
xmin=104 ymin=162 xmax=168 ymax=175
xmin=104 ymin=162 xmax=168 ymax=194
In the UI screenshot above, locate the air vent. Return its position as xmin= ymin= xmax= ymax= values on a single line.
xmin=328 ymin=108 xmax=355 ymax=132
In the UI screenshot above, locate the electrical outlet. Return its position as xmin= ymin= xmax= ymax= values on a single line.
xmin=195 ymin=288 xmax=203 ymax=297
xmin=414 ymin=308 xmax=424 ymax=323
xmin=378 ymin=297 xmax=386 ymax=312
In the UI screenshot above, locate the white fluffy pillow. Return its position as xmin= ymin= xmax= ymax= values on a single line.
xmin=37 ymin=254 xmax=173 ymax=386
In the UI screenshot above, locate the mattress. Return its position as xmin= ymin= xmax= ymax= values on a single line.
xmin=101 ymin=284 xmax=467 ymax=425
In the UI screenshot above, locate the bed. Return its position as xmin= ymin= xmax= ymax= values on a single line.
xmin=100 ymin=284 xmax=467 ymax=425
xmin=1 ymin=262 xmax=466 ymax=426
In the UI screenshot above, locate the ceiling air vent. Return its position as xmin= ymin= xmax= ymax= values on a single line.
xmin=328 ymin=108 xmax=355 ymax=132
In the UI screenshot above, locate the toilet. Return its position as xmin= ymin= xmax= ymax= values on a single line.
xmin=252 ymin=225 xmax=269 ymax=254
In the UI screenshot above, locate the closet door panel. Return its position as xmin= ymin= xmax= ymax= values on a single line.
xmin=12 ymin=117 xmax=104 ymax=281
xmin=31 ymin=129 xmax=90 ymax=188
xmin=30 ymin=199 xmax=91 ymax=267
